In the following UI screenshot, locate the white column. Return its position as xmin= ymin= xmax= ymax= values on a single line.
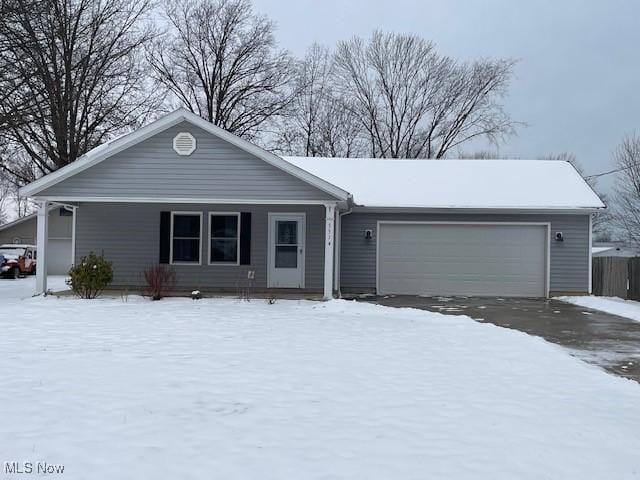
xmin=588 ymin=214 xmax=593 ymax=294
xmin=35 ymin=200 xmax=49 ymax=295
xmin=71 ymin=206 xmax=77 ymax=267
xmin=334 ymin=211 xmax=341 ymax=296
xmin=323 ymin=204 xmax=336 ymax=300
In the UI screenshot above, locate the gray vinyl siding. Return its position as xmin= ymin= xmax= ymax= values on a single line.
xmin=38 ymin=122 xmax=338 ymax=201
xmin=340 ymin=212 xmax=590 ymax=295
xmin=75 ymin=203 xmax=326 ymax=290
xmin=0 ymin=207 xmax=72 ymax=244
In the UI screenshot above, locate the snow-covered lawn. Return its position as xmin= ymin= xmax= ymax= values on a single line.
xmin=2 ymin=283 xmax=640 ymax=479
xmin=559 ymin=295 xmax=640 ymax=323
xmin=0 ymin=274 xmax=69 ymax=299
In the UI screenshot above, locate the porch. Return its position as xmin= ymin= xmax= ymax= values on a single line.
xmin=35 ymin=201 xmax=338 ymax=299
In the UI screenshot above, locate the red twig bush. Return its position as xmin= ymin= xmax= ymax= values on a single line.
xmin=144 ymin=265 xmax=176 ymax=300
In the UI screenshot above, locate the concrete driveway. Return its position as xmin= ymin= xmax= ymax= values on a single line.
xmin=360 ymin=295 xmax=640 ymax=383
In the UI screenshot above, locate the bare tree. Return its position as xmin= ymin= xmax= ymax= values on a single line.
xmin=613 ymin=133 xmax=640 ymax=245
xmin=0 ymin=0 xmax=39 ymax=184
xmin=0 ymin=174 xmax=12 ymax=225
xmin=0 ymin=0 xmax=45 ymax=131
xmin=456 ymin=150 xmax=504 ymax=159
xmin=13 ymin=190 xmax=34 ymax=219
xmin=0 ymin=156 xmax=35 ymax=223
xmin=274 ymin=43 xmax=365 ymax=157
xmin=288 ymin=44 xmax=334 ymax=156
xmin=315 ymin=98 xmax=366 ymax=157
xmin=0 ymin=0 xmax=158 ymax=185
xmin=333 ymin=31 xmax=517 ymax=159
xmin=148 ymin=0 xmax=294 ymax=140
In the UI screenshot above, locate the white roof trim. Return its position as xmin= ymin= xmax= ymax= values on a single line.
xmin=38 ymin=196 xmax=342 ymax=206
xmin=20 ymin=109 xmax=350 ymax=201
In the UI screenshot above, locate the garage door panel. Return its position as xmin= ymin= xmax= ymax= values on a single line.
xmin=378 ymin=224 xmax=546 ymax=297
xmin=47 ymin=239 xmax=72 ymax=275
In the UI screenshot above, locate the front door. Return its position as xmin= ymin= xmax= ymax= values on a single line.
xmin=268 ymin=213 xmax=305 ymax=288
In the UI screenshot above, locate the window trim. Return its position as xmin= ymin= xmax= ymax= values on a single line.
xmin=170 ymin=211 xmax=203 ymax=265
xmin=208 ymin=212 xmax=241 ymax=266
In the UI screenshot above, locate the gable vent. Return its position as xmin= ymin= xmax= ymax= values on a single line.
xmin=173 ymin=132 xmax=196 ymax=156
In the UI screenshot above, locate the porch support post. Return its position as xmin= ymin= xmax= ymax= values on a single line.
xmin=588 ymin=213 xmax=593 ymax=294
xmin=71 ymin=206 xmax=77 ymax=267
xmin=334 ymin=210 xmax=341 ymax=296
xmin=323 ymin=203 xmax=336 ymax=300
xmin=35 ymin=200 xmax=49 ymax=295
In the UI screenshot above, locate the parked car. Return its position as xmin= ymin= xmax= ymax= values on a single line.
xmin=0 ymin=244 xmax=36 ymax=279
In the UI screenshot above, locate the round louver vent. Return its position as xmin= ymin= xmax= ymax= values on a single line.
xmin=173 ymin=132 xmax=196 ymax=156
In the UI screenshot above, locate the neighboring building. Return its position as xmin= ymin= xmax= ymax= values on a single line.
xmin=19 ymin=109 xmax=605 ymax=297
xmin=0 ymin=206 xmax=74 ymax=275
xmin=592 ymin=242 xmax=640 ymax=258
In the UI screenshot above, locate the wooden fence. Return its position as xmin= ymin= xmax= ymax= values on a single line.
xmin=592 ymin=257 xmax=640 ymax=300
xmin=629 ymin=258 xmax=640 ymax=300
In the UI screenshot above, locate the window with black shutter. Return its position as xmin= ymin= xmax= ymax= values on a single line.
xmin=209 ymin=213 xmax=240 ymax=264
xmin=170 ymin=212 xmax=202 ymax=264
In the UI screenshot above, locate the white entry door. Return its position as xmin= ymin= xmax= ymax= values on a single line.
xmin=268 ymin=213 xmax=305 ymax=288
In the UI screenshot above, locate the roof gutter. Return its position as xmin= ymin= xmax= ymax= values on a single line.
xmin=350 ymin=206 xmax=605 ymax=215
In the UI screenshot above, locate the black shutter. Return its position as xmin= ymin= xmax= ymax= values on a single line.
xmin=240 ymin=212 xmax=251 ymax=265
xmin=159 ymin=211 xmax=170 ymax=264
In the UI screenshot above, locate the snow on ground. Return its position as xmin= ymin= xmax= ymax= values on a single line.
xmin=559 ymin=295 xmax=640 ymax=323
xmin=1 ymin=282 xmax=640 ymax=479
xmin=0 ymin=275 xmax=69 ymax=299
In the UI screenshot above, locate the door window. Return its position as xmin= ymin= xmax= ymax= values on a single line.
xmin=275 ymin=220 xmax=298 ymax=268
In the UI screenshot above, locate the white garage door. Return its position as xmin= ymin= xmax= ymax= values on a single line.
xmin=47 ymin=238 xmax=72 ymax=275
xmin=377 ymin=223 xmax=548 ymax=297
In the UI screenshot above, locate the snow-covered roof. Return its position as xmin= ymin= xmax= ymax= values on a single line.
xmin=283 ymin=157 xmax=605 ymax=210
xmin=592 ymin=246 xmax=615 ymax=255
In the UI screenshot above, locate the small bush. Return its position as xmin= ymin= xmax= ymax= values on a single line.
xmin=144 ymin=265 xmax=176 ymax=300
xmin=67 ymin=253 xmax=113 ymax=299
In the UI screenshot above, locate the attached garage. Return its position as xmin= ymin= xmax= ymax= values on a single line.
xmin=47 ymin=238 xmax=73 ymax=275
xmin=377 ymin=222 xmax=549 ymax=297
xmin=0 ymin=206 xmax=74 ymax=275
xmin=285 ymin=156 xmax=605 ymax=298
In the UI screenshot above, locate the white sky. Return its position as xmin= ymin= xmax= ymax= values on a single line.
xmin=252 ymin=0 xmax=640 ymax=193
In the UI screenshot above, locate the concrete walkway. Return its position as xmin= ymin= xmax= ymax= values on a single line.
xmin=360 ymin=295 xmax=640 ymax=383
